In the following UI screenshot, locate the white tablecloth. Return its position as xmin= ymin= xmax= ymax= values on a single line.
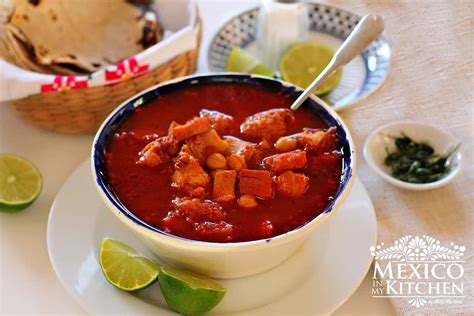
xmin=6 ymin=0 xmax=470 ymax=314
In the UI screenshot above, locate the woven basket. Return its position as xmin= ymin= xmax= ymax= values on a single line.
xmin=7 ymin=17 xmax=202 ymax=134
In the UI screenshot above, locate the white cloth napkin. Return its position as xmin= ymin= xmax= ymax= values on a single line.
xmin=0 ymin=0 xmax=199 ymax=102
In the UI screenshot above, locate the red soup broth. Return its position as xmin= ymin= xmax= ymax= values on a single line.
xmin=105 ymin=82 xmax=342 ymax=243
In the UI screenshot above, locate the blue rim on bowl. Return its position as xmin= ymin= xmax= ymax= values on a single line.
xmin=91 ymin=73 xmax=356 ymax=245
xmin=207 ymin=3 xmax=392 ymax=111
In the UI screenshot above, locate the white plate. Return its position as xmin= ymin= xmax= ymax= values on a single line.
xmin=47 ymin=160 xmax=377 ymax=315
xmin=207 ymin=4 xmax=392 ymax=111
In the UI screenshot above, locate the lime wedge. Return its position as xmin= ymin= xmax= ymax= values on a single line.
xmin=158 ymin=266 xmax=226 ymax=315
xmin=0 ymin=154 xmax=42 ymax=212
xmin=226 ymin=47 xmax=276 ymax=77
xmin=99 ymin=238 xmax=160 ymax=291
xmin=280 ymin=41 xmax=342 ymax=95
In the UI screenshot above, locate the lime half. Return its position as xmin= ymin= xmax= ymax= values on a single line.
xmin=226 ymin=47 xmax=276 ymax=77
xmin=0 ymin=154 xmax=42 ymax=212
xmin=99 ymin=238 xmax=160 ymax=291
xmin=280 ymin=41 xmax=342 ymax=95
xmin=159 ymin=266 xmax=226 ymax=315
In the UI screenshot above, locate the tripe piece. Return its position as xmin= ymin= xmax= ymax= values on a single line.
xmin=240 ymin=108 xmax=295 ymax=141
xmin=137 ymin=135 xmax=179 ymax=167
xmin=298 ymin=127 xmax=337 ymax=152
xmin=172 ymin=146 xmax=211 ymax=197
xmin=238 ymin=169 xmax=273 ymax=199
xmin=275 ymin=171 xmax=309 ymax=197
xmin=186 ymin=129 xmax=229 ymax=161
xmin=199 ymin=109 xmax=236 ymax=135
xmin=170 ymin=197 xmax=225 ymax=222
xmin=224 ymin=136 xmax=262 ymax=163
xmin=170 ymin=117 xmax=212 ymax=141
xmin=213 ymin=170 xmax=237 ymax=202
xmin=263 ymin=150 xmax=307 ymax=174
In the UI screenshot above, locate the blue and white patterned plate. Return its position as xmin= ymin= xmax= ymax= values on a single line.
xmin=207 ymin=3 xmax=392 ymax=111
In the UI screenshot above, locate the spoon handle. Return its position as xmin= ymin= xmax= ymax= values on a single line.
xmin=290 ymin=14 xmax=384 ymax=111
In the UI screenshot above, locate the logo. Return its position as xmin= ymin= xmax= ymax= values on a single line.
xmin=370 ymin=235 xmax=465 ymax=308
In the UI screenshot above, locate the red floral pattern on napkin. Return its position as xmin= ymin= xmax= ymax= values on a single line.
xmin=40 ymin=76 xmax=89 ymax=93
xmin=105 ymin=57 xmax=149 ymax=82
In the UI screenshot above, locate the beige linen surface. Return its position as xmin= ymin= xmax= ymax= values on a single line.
xmin=319 ymin=0 xmax=473 ymax=314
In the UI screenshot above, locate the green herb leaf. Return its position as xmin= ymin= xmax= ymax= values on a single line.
xmin=383 ymin=134 xmax=458 ymax=184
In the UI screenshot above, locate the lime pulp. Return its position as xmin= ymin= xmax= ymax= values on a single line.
xmin=0 ymin=154 xmax=42 ymax=212
xmin=280 ymin=41 xmax=342 ymax=95
xmin=99 ymin=238 xmax=160 ymax=291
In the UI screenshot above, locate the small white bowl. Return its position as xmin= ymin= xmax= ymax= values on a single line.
xmin=363 ymin=121 xmax=462 ymax=190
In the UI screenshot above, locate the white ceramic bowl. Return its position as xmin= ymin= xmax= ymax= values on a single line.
xmin=364 ymin=121 xmax=462 ymax=190
xmin=91 ymin=74 xmax=356 ymax=279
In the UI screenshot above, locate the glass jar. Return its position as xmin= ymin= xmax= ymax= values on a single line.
xmin=256 ymin=0 xmax=308 ymax=70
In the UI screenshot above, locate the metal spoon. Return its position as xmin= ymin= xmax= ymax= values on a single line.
xmin=290 ymin=14 xmax=385 ymax=111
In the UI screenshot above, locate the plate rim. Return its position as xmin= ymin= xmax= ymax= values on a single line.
xmin=47 ymin=160 xmax=378 ymax=315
